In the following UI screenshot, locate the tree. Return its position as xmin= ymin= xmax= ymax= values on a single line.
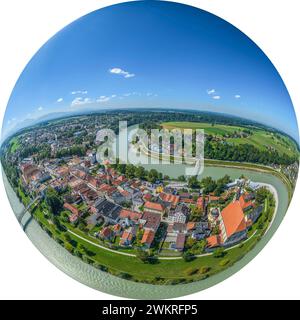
xmin=183 ymin=250 xmax=195 ymax=262
xmin=188 ymin=176 xmax=200 ymax=189
xmin=178 ymin=175 xmax=186 ymax=182
xmin=256 ymin=187 xmax=269 ymax=204
xmin=45 ymin=187 xmax=63 ymax=215
xmin=201 ymin=176 xmax=217 ymax=194
xmin=136 ymin=249 xmax=150 ymax=263
xmin=147 ymin=169 xmax=159 ymax=183
xmin=135 ymin=166 xmax=146 ymax=179
xmin=213 ymin=247 xmax=225 ymax=258
xmin=190 ymin=206 xmax=203 ymax=222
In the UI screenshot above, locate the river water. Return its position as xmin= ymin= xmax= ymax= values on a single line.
xmin=2 ymin=162 xmax=289 ymax=299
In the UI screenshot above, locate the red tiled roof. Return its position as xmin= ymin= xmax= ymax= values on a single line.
xmin=142 ymin=212 xmax=161 ymax=231
xmin=113 ymin=224 xmax=121 ymax=232
xmin=207 ymin=235 xmax=220 ymax=248
xmin=239 ymin=195 xmax=254 ymax=210
xmin=143 ymin=193 xmax=152 ymax=201
xmin=119 ymin=209 xmax=142 ymax=221
xmin=144 ymin=201 xmax=164 ymax=212
xmin=221 ymin=201 xmax=247 ymax=239
xmin=181 ymin=198 xmax=195 ymax=204
xmin=120 ymin=230 xmax=133 ymax=243
xmin=100 ymin=227 xmax=113 ymax=238
xmin=159 ymin=192 xmax=180 ymax=207
xmin=186 ymin=222 xmax=196 ymax=231
xmin=141 ymin=229 xmax=155 ymax=245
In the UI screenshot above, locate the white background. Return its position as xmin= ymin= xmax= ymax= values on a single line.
xmin=0 ymin=0 xmax=299 ymax=300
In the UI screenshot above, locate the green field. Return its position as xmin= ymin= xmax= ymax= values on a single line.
xmin=161 ymin=121 xmax=298 ymax=157
xmin=10 ymin=137 xmax=21 ymax=153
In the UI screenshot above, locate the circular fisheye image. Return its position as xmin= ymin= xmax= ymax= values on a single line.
xmin=1 ymin=1 xmax=299 ymax=299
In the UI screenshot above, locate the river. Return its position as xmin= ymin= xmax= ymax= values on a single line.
xmin=2 ymin=162 xmax=289 ymax=299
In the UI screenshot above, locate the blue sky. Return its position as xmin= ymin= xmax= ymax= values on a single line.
xmin=3 ymin=0 xmax=299 ymax=141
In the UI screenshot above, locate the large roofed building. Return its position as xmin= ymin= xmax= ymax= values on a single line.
xmin=219 ymin=200 xmax=247 ymax=245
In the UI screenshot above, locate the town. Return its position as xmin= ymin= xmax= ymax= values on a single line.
xmin=0 ymin=111 xmax=282 ymax=283
xmin=18 ymin=149 xmax=266 ymax=256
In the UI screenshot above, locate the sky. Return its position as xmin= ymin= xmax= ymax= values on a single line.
xmin=2 ymin=0 xmax=299 ymax=141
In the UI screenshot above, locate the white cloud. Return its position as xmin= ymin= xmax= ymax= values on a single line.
xmin=109 ymin=67 xmax=135 ymax=78
xmin=37 ymin=106 xmax=43 ymax=111
xmin=71 ymin=90 xmax=88 ymax=95
xmin=212 ymin=95 xmax=221 ymax=100
xmin=71 ymin=97 xmax=92 ymax=107
xmin=235 ymin=94 xmax=241 ymax=99
xmin=97 ymin=96 xmax=110 ymax=103
xmin=57 ymin=98 xmax=63 ymax=102
xmin=111 ymin=94 xmax=117 ymax=98
xmin=207 ymin=89 xmax=216 ymax=95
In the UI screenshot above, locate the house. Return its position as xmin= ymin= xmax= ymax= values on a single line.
xmin=191 ymin=221 xmax=210 ymax=240
xmin=168 ymin=222 xmax=186 ymax=234
xmin=141 ymin=229 xmax=155 ymax=248
xmin=140 ymin=212 xmax=161 ymax=232
xmin=144 ymin=201 xmax=165 ymax=215
xmin=86 ymin=174 xmax=99 ymax=188
xmin=118 ymin=209 xmax=142 ymax=224
xmin=119 ymin=229 xmax=134 ymax=246
xmin=113 ymin=223 xmax=122 ymax=235
xmin=132 ymin=193 xmax=144 ymax=212
xmin=108 ymin=190 xmax=127 ymax=205
xmin=168 ymin=204 xmax=189 ymax=224
xmin=143 ymin=193 xmax=152 ymax=202
xmin=93 ymin=197 xmax=122 ymax=224
xmin=99 ymin=226 xmax=114 ymax=241
xmin=175 ymin=233 xmax=186 ymax=251
xmin=159 ymin=192 xmax=180 ymax=208
xmin=206 ymin=235 xmax=221 ymax=248
xmin=218 ymin=201 xmax=247 ymax=246
xmin=239 ymin=194 xmax=254 ymax=211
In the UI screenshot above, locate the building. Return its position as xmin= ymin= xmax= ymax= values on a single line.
xmin=239 ymin=194 xmax=254 ymax=211
xmin=159 ymin=192 xmax=180 ymax=208
xmin=119 ymin=229 xmax=134 ymax=246
xmin=99 ymin=227 xmax=114 ymax=241
xmin=93 ymin=197 xmax=122 ymax=224
xmin=219 ymin=201 xmax=247 ymax=246
xmin=168 ymin=204 xmax=189 ymax=223
xmin=144 ymin=201 xmax=165 ymax=215
xmin=118 ymin=209 xmax=142 ymax=224
xmin=206 ymin=235 xmax=221 ymax=248
xmin=175 ymin=233 xmax=186 ymax=251
xmin=141 ymin=229 xmax=155 ymax=248
xmin=140 ymin=212 xmax=161 ymax=232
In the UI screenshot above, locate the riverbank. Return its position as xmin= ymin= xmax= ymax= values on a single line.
xmin=134 ymin=140 xmax=293 ymax=200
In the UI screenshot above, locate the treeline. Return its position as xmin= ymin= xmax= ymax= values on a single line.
xmin=205 ymin=138 xmax=297 ymax=165
xmin=110 ymin=161 xmax=167 ymax=183
xmin=56 ymin=145 xmax=86 ymax=158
